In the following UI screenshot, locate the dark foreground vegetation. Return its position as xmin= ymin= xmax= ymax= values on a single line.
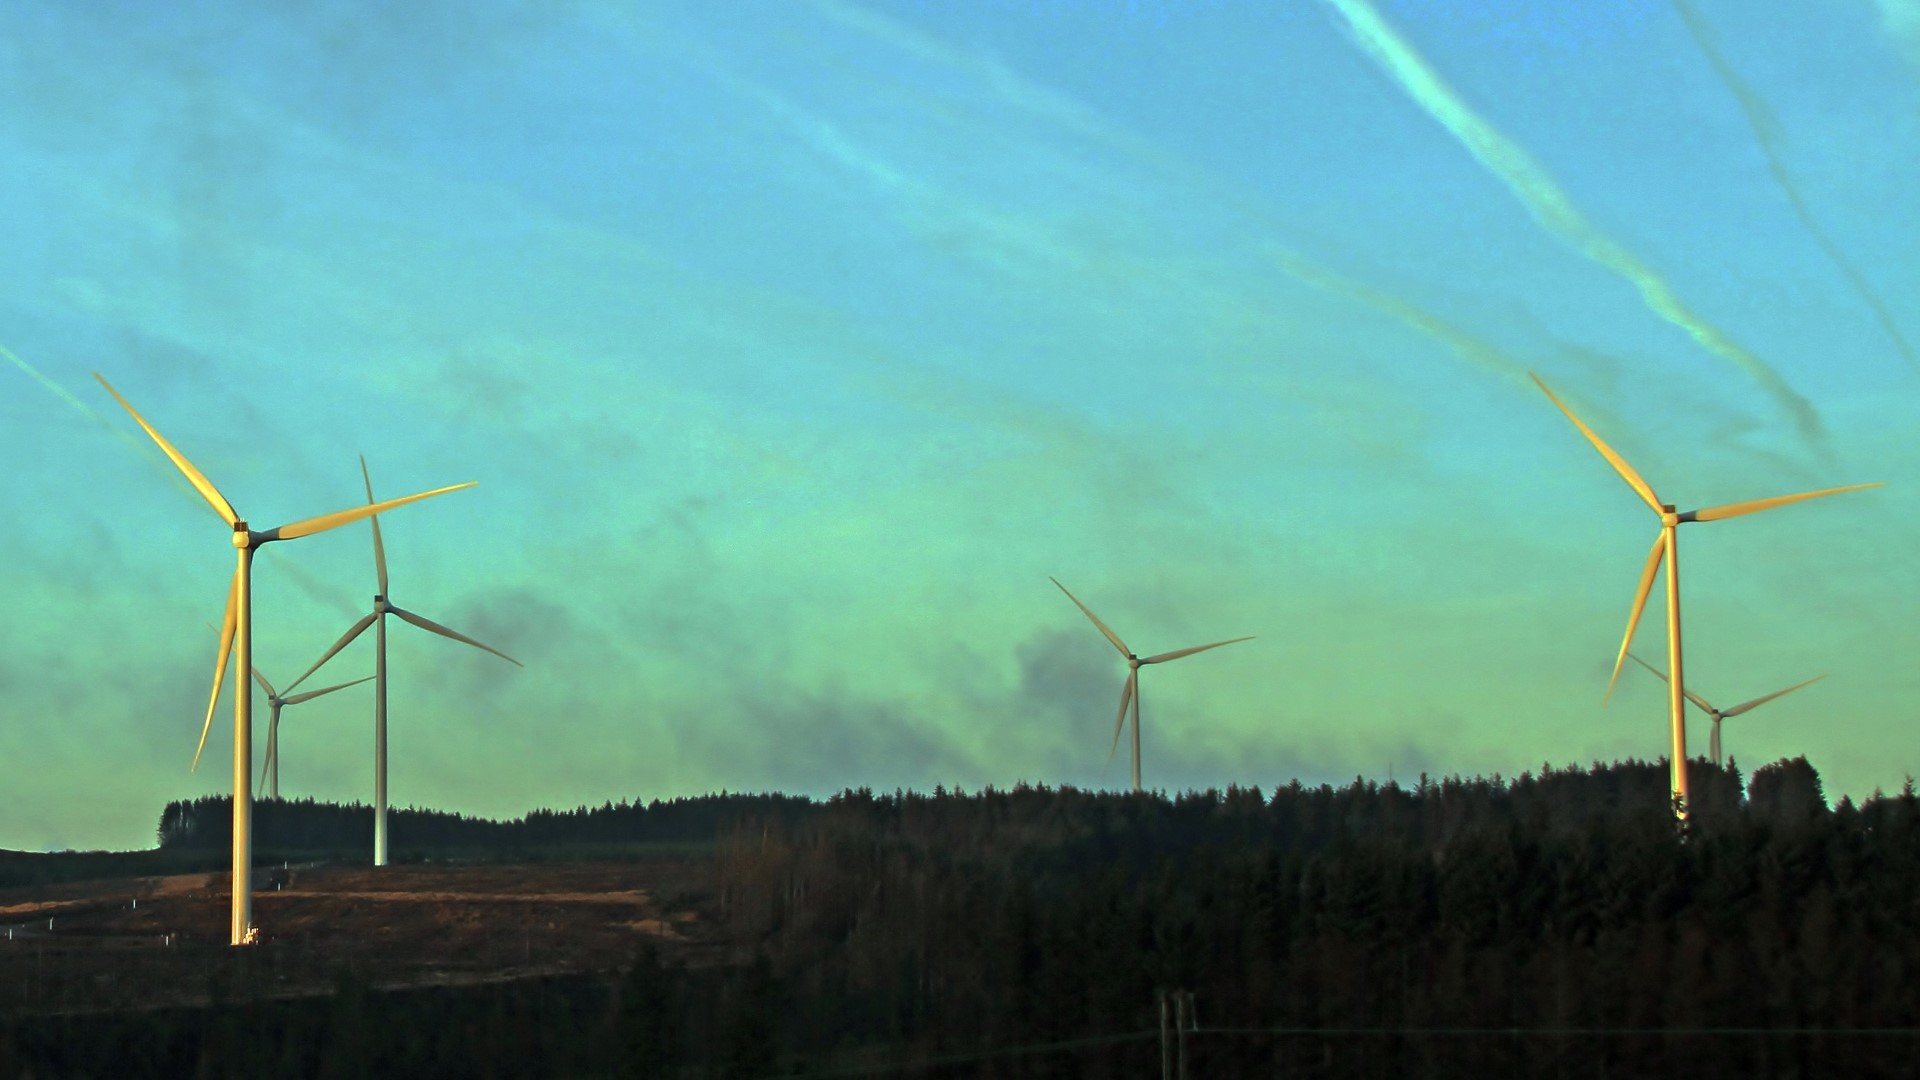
xmin=5 ymin=755 xmax=1919 ymax=1077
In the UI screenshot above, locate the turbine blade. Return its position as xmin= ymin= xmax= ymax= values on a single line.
xmin=255 ymin=482 xmax=476 ymax=543
xmin=194 ymin=573 xmax=240 ymax=772
xmin=282 ymin=613 xmax=377 ymax=695
xmin=1106 ymin=671 xmax=1137 ymax=766
xmin=205 ymin=620 xmax=275 ymax=697
xmin=1529 ymin=372 xmax=1663 ymax=514
xmin=1142 ymin=636 xmax=1255 ymax=664
xmin=1685 ymin=483 xmax=1882 ymax=523
xmin=283 ymin=675 xmax=376 ymax=706
xmin=1625 ymin=651 xmax=1717 ymax=713
xmin=1721 ymin=674 xmax=1826 ymax=718
xmin=361 ymin=455 xmax=389 ymax=596
xmin=93 ymin=373 xmax=240 ymax=527
xmin=1050 ymin=577 xmax=1132 ymax=657
xmin=1710 ymin=720 xmax=1721 ymax=766
xmin=260 ymin=711 xmax=277 ymax=789
xmin=388 ymin=605 xmax=523 ymax=666
xmin=1605 ymin=532 xmax=1667 ymax=705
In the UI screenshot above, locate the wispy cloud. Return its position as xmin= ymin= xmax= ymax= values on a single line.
xmin=1873 ymin=0 xmax=1920 ymax=70
xmin=1672 ymin=0 xmax=1915 ymax=373
xmin=1318 ymin=0 xmax=1827 ymax=453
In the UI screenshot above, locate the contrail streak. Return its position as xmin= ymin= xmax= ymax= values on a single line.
xmin=1673 ymin=0 xmax=1916 ymax=372
xmin=1319 ymin=0 xmax=1826 ymax=453
xmin=1265 ymin=245 xmax=1637 ymax=439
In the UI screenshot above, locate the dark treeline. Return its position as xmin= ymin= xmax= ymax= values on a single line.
xmin=154 ymin=791 xmax=819 ymax=857
xmin=10 ymin=756 xmax=1920 ymax=1076
xmin=688 ymin=755 xmax=1920 ymax=1077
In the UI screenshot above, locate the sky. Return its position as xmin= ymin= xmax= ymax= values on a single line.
xmin=2 ymin=0 xmax=1917 ymax=851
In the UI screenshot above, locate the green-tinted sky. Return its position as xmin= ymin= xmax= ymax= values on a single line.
xmin=3 ymin=0 xmax=1917 ymax=851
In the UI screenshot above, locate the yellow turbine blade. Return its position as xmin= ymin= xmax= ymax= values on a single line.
xmin=1685 ymin=483 xmax=1882 ymax=523
xmin=194 ymin=572 xmax=239 ymax=772
xmin=1625 ymin=651 xmax=1717 ymax=713
xmin=259 ymin=711 xmax=278 ymax=789
xmin=255 ymin=481 xmax=475 ymax=543
xmin=1529 ymin=372 xmax=1663 ymax=514
xmin=1142 ymin=636 xmax=1255 ymax=664
xmin=93 ymin=373 xmax=240 ymax=527
xmin=1605 ymin=532 xmax=1667 ymax=705
xmin=1051 ymin=577 xmax=1132 ymax=657
xmin=1721 ymin=674 xmax=1826 ymax=718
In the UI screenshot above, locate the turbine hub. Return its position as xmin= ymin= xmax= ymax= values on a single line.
xmin=374 ymin=595 xmax=388 ymax=612
xmin=1660 ymin=507 xmax=1679 ymax=527
xmin=232 ymin=523 xmax=252 ymax=549
xmin=1128 ymin=655 xmax=1141 ymax=668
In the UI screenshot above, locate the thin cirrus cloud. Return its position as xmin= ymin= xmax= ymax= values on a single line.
xmin=1317 ymin=0 xmax=1828 ymax=455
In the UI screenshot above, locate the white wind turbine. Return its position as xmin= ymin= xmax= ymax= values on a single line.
xmin=283 ymin=455 xmax=521 ymax=867
xmin=1627 ymin=653 xmax=1825 ymax=768
xmin=204 ymin=624 xmax=371 ymax=801
xmin=1051 ymin=577 xmax=1253 ymax=794
xmin=97 ymin=374 xmax=474 ymax=946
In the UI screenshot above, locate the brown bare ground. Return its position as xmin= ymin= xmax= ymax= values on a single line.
xmin=0 ymin=859 xmax=723 ymax=1016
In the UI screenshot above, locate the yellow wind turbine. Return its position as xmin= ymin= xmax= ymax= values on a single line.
xmin=1051 ymin=577 xmax=1252 ymax=794
xmin=1627 ymin=653 xmax=1825 ymax=768
xmin=1531 ymin=372 xmax=1877 ymax=820
xmin=98 ymin=373 xmax=474 ymax=946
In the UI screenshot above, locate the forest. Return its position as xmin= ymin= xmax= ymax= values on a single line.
xmin=5 ymin=755 xmax=1920 ymax=1077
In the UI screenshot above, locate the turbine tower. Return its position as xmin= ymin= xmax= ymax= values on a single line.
xmin=1050 ymin=577 xmax=1252 ymax=793
xmin=285 ymin=455 xmax=521 ymax=867
xmin=1531 ymin=372 xmax=1876 ymax=820
xmin=1627 ymin=653 xmax=1825 ymax=768
xmin=97 ymin=374 xmax=474 ymax=945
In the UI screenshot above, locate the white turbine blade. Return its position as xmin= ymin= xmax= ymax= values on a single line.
xmin=1051 ymin=577 xmax=1132 ymax=657
xmin=1710 ymin=721 xmax=1721 ymax=766
xmin=255 ymin=482 xmax=476 ymax=543
xmin=361 ymin=454 xmax=389 ymax=596
xmin=1142 ymin=636 xmax=1254 ymax=665
xmin=1721 ymin=674 xmax=1826 ymax=718
xmin=259 ymin=712 xmax=278 ymax=789
xmin=1106 ymin=670 xmax=1137 ymax=766
xmin=1530 ymin=372 xmax=1663 ymax=515
xmin=1605 ymin=531 xmax=1667 ymax=706
xmin=282 ymin=613 xmax=376 ymax=695
xmin=1625 ymin=651 xmax=1716 ymax=714
xmin=1685 ymin=483 xmax=1882 ymax=523
xmin=387 ymin=605 xmax=523 ymax=666
xmin=283 ymin=675 xmax=375 ymax=706
xmin=194 ymin=572 xmax=239 ymax=772
xmin=93 ymin=373 xmax=240 ymax=527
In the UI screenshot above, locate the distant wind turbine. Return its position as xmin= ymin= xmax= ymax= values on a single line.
xmin=1531 ymin=372 xmax=1877 ymax=821
xmin=285 ymin=456 xmax=521 ymax=867
xmin=97 ymin=374 xmax=473 ymax=946
xmin=1050 ymin=577 xmax=1252 ymax=794
xmin=1627 ymin=653 xmax=1824 ymax=768
xmin=203 ymin=624 xmax=371 ymax=801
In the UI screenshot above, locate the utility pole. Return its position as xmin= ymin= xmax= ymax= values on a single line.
xmin=1175 ymin=990 xmax=1197 ymax=1080
xmin=1158 ymin=989 xmax=1172 ymax=1080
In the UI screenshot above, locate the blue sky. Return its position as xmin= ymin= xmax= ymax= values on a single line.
xmin=2 ymin=0 xmax=1916 ymax=850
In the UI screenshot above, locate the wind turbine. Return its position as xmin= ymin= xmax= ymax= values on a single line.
xmin=97 ymin=373 xmax=474 ymax=946
xmin=203 ymin=624 xmax=372 ymax=801
xmin=1531 ymin=372 xmax=1877 ymax=820
xmin=284 ymin=455 xmax=522 ymax=867
xmin=1627 ymin=653 xmax=1825 ymax=768
xmin=1050 ymin=577 xmax=1252 ymax=794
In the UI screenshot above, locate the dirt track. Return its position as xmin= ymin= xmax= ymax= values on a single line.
xmin=0 ymin=859 xmax=722 ymax=1015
